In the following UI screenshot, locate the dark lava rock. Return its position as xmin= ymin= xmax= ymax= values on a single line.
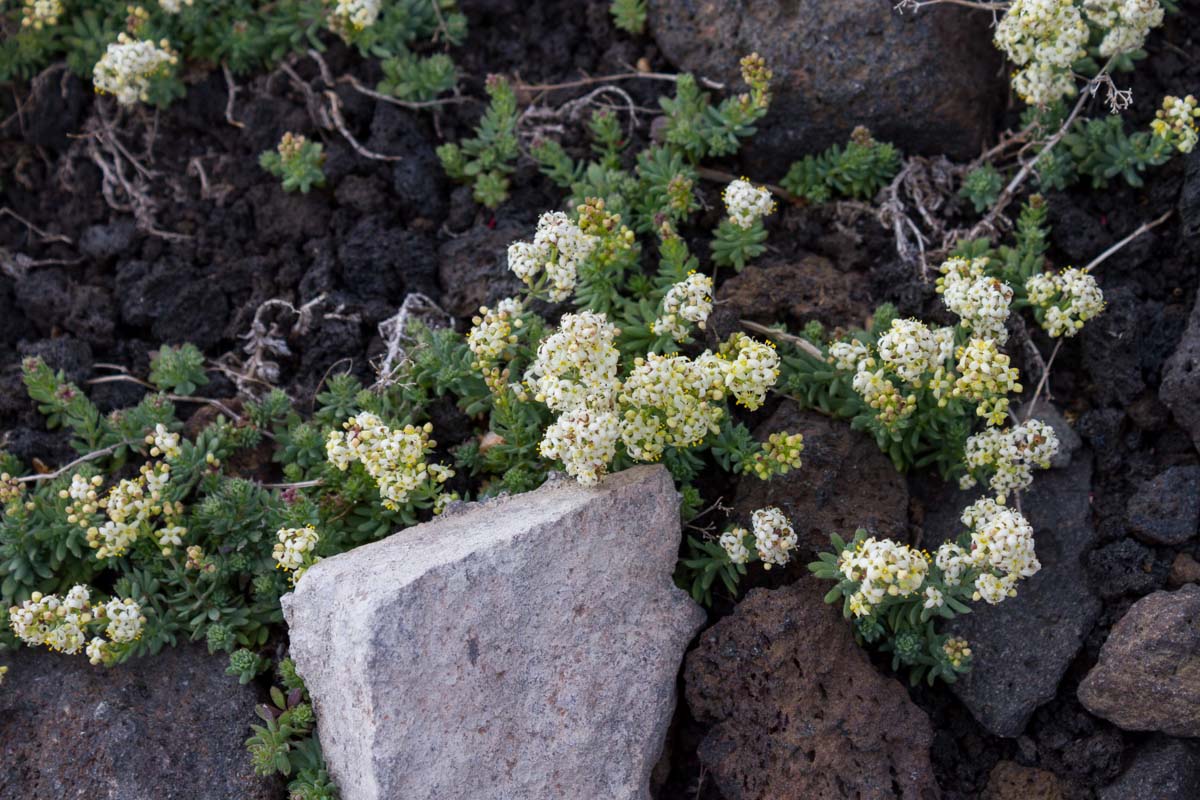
xmin=79 ymin=220 xmax=138 ymax=262
xmin=338 ymin=216 xmax=438 ymax=303
xmin=647 ymin=0 xmax=1003 ymax=169
xmin=249 ymin=184 xmax=332 ymax=245
xmin=1098 ymin=736 xmax=1200 ymax=800
xmin=1087 ymin=538 xmax=1169 ymax=599
xmin=0 ymin=645 xmax=277 ymax=800
xmin=684 ymin=577 xmax=939 ymax=800
xmin=1169 ymin=553 xmax=1200 ymax=588
xmin=1127 ymin=465 xmax=1200 ymax=546
xmin=923 ymin=455 xmax=1101 ymax=738
xmin=732 ymin=402 xmax=908 ymax=562
xmin=115 ymin=259 xmax=230 ymax=349
xmin=437 ymin=220 xmax=528 ymax=318
xmin=712 ymin=253 xmax=874 ymax=337
xmin=1181 ymin=150 xmax=1200 ymax=242
xmin=7 ymin=69 xmax=89 ymax=152
xmin=1161 ymin=295 xmax=1200 ymax=452
xmin=982 ymin=761 xmax=1065 ymax=800
xmin=17 ymin=336 xmax=94 ymax=384
xmin=1078 ymin=584 xmax=1200 ymax=736
xmin=1081 ymin=285 xmax=1146 ymax=407
xmin=370 ymin=103 xmax=447 ymax=224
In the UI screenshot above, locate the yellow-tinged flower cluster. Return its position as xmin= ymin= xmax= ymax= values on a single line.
xmin=8 ymin=585 xmax=144 ymax=665
xmin=526 ymin=311 xmax=622 ymax=413
xmin=0 ymin=665 xmax=7 ymax=685
xmin=722 ymin=179 xmax=776 ymax=230
xmin=953 ymin=338 xmax=1021 ymax=426
xmin=467 ymin=297 xmax=525 ymax=391
xmin=66 ymin=461 xmax=187 ymax=559
xmin=994 ymin=0 xmax=1089 ymax=105
xmin=273 ymin=526 xmax=320 ymax=584
xmin=507 ymin=211 xmax=599 ymax=302
xmin=618 ymin=354 xmax=725 ymax=462
xmin=326 ymin=413 xmax=454 ymax=511
xmin=742 ymin=431 xmax=804 ymax=480
xmin=877 ymin=318 xmax=955 ymax=386
xmin=1151 ymin=94 xmax=1200 ymax=154
xmin=651 ymin=272 xmax=714 ymax=341
xmin=145 ymin=423 xmax=182 ymax=460
xmin=937 ymin=257 xmax=1014 ymax=344
xmin=21 ymin=0 xmax=63 ymax=29
xmin=92 ymin=34 xmax=177 ymax=107
xmin=838 ymin=537 xmax=930 ymax=618
xmin=158 ymin=0 xmax=193 ymax=12
xmin=539 ymin=406 xmax=622 ymax=485
xmin=943 ymin=637 xmax=972 ymax=669
xmin=960 ymin=418 xmax=1060 ymax=502
xmin=1025 ymin=267 xmax=1105 ymax=338
xmin=935 ymin=498 xmax=1041 ymax=604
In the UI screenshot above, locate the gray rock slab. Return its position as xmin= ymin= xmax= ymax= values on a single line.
xmin=1161 ymin=294 xmax=1200 ymax=452
xmin=1099 ymin=736 xmax=1200 ymax=800
xmin=283 ymin=465 xmax=704 ymax=800
xmin=923 ymin=455 xmax=1101 ymax=737
xmin=0 ymin=644 xmax=277 ymax=800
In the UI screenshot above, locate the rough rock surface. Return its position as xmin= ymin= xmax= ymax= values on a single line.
xmin=1098 ymin=736 xmax=1200 ymax=800
xmin=684 ymin=577 xmax=939 ymax=800
xmin=436 ymin=220 xmax=527 ymax=318
xmin=647 ymin=0 xmax=1002 ymax=168
xmin=922 ymin=455 xmax=1101 ymax=738
xmin=1127 ymin=465 xmax=1200 ymax=545
xmin=733 ymin=402 xmax=908 ymax=563
xmin=982 ymin=761 xmax=1065 ymax=800
xmin=1161 ymin=295 xmax=1200 ymax=451
xmin=1078 ymin=584 xmax=1200 ymax=736
xmin=283 ymin=466 xmax=704 ymax=800
xmin=0 ymin=645 xmax=277 ymax=800
xmin=1170 ymin=553 xmax=1200 ymax=587
xmin=713 ymin=254 xmax=873 ymax=334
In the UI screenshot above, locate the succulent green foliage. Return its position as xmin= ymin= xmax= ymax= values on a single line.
xmin=1058 ymin=114 xmax=1174 ymax=189
xmin=809 ymin=529 xmax=974 ymax=686
xmin=149 ymin=343 xmax=209 ymax=395
xmin=609 ymin=0 xmax=647 ymax=35
xmin=245 ymin=680 xmax=319 ymax=777
xmin=259 ymin=134 xmax=327 ymax=194
xmin=680 ymin=534 xmax=748 ymax=607
xmin=227 ymin=647 xmax=271 ymax=684
xmin=959 ymin=164 xmax=1004 ymax=213
xmin=437 ymin=75 xmax=520 ymax=208
xmin=377 ymin=52 xmax=457 ymax=102
xmin=0 ymin=0 xmax=465 ymax=108
xmin=780 ymin=127 xmax=901 ymax=203
xmin=711 ymin=218 xmax=768 ymax=272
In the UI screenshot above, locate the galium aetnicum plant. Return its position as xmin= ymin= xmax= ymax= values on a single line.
xmin=260 ymin=133 xmax=327 ymax=194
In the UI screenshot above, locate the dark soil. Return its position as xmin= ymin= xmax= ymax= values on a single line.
xmin=2 ymin=1 xmax=1199 ymax=798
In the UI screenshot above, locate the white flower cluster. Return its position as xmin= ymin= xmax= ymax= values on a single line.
xmin=994 ymin=0 xmax=1089 ymax=105
xmin=273 ymin=525 xmax=320 ymax=582
xmin=1025 ymin=267 xmax=1105 ymax=338
xmin=330 ymin=0 xmax=381 ymax=36
xmin=9 ymin=586 xmax=144 ymax=664
xmin=938 ymin=257 xmax=1014 ymax=344
xmin=651 ymin=272 xmax=714 ymax=341
xmin=828 ymin=339 xmax=874 ymax=372
xmin=508 ymin=212 xmax=599 ymax=302
xmin=158 ymin=0 xmax=194 ymax=12
xmin=146 ymin=423 xmax=182 ymax=460
xmin=93 ymin=34 xmax=177 ymax=107
xmin=467 ymin=297 xmax=524 ymax=364
xmin=1152 ymin=94 xmax=1200 ymax=154
xmin=961 ymin=418 xmax=1060 ymax=501
xmin=954 ymin=338 xmax=1021 ymax=426
xmin=722 ymin=179 xmax=775 ymax=229
xmin=21 ymin=0 xmax=63 ymax=29
xmin=751 ymin=507 xmax=797 ymax=568
xmin=877 ymin=318 xmax=956 ymax=385
xmin=327 ymin=413 xmax=453 ymax=511
xmin=720 ymin=527 xmax=751 ymax=564
xmin=717 ymin=333 xmax=780 ymax=410
xmin=838 ymin=537 xmax=930 ymax=618
xmin=1084 ymin=0 xmax=1164 ymax=57
xmin=935 ymin=499 xmax=1041 ymax=604
xmin=526 ymin=313 xmax=780 ymax=484
xmin=618 ymin=354 xmax=725 ymax=462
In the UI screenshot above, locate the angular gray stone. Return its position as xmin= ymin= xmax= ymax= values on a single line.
xmin=1161 ymin=295 xmax=1200 ymax=452
xmin=283 ymin=466 xmax=704 ymax=800
xmin=1078 ymin=584 xmax=1200 ymax=736
xmin=1098 ymin=736 xmax=1200 ymax=800
xmin=923 ymin=454 xmax=1101 ymax=737
xmin=648 ymin=0 xmax=1003 ymax=169
xmin=1127 ymin=465 xmax=1200 ymax=546
xmin=0 ymin=644 xmax=277 ymax=800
